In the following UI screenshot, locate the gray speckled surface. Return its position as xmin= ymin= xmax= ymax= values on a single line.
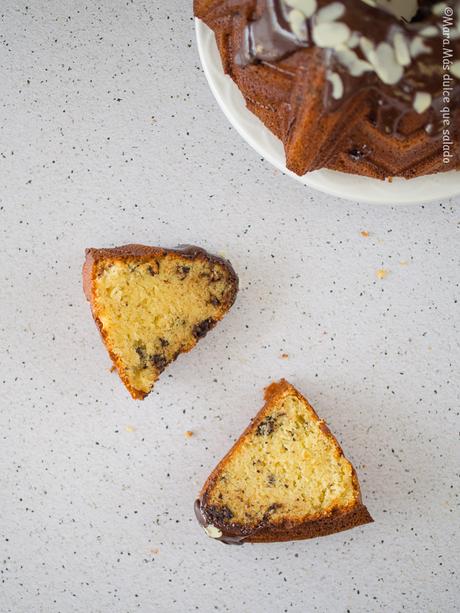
xmin=1 ymin=2 xmax=459 ymax=612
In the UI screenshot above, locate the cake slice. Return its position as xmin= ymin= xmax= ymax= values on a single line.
xmin=83 ymin=244 xmax=238 ymax=399
xmin=195 ymin=380 xmax=372 ymax=543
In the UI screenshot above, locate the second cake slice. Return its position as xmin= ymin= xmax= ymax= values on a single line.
xmin=195 ymin=380 xmax=372 ymax=543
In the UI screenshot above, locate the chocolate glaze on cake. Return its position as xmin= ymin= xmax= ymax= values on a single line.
xmin=194 ymin=499 xmax=247 ymax=544
xmin=238 ymin=0 xmax=458 ymax=136
xmin=195 ymin=0 xmax=460 ymax=179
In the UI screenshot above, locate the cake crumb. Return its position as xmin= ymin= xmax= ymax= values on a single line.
xmin=110 ymin=365 xmax=116 ymax=373
xmin=185 ymin=430 xmax=194 ymax=438
xmin=125 ymin=425 xmax=136 ymax=433
xmin=376 ymin=269 xmax=390 ymax=280
xmin=360 ymin=230 xmax=369 ymax=237
xmin=399 ymin=260 xmax=409 ymax=266
xmin=280 ymin=353 xmax=289 ymax=360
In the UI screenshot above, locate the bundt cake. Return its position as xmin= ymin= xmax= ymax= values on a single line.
xmin=195 ymin=0 xmax=460 ymax=179
xmin=83 ymin=245 xmax=238 ymax=399
xmin=195 ymin=380 xmax=372 ymax=543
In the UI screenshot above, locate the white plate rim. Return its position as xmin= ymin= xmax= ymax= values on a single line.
xmin=195 ymin=18 xmax=460 ymax=205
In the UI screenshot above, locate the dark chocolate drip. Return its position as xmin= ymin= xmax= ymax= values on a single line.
xmin=194 ymin=499 xmax=285 ymax=545
xmin=194 ymin=499 xmax=247 ymax=545
xmin=237 ymin=0 xmax=305 ymax=64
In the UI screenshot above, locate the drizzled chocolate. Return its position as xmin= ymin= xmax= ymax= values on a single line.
xmin=238 ymin=0 xmax=460 ymax=136
xmin=194 ymin=498 xmax=284 ymax=544
xmin=194 ymin=499 xmax=247 ymax=544
xmin=237 ymin=0 xmax=303 ymax=63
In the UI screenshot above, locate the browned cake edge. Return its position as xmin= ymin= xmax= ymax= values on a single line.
xmin=195 ymin=379 xmax=373 ymax=543
xmin=83 ymin=244 xmax=239 ymax=400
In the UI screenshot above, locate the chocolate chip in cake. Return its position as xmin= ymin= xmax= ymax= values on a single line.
xmin=208 ymin=505 xmax=234 ymax=522
xmin=200 ymin=268 xmax=222 ymax=282
xmin=135 ymin=343 xmax=148 ymax=369
xmin=263 ymin=503 xmax=281 ymax=520
xmin=209 ymin=268 xmax=222 ymax=282
xmin=192 ymin=318 xmax=215 ymax=339
xmin=150 ymin=353 xmax=168 ymax=372
xmin=256 ymin=415 xmax=278 ymax=436
xmin=147 ymin=264 xmax=159 ymax=276
xmin=177 ymin=265 xmax=191 ymax=280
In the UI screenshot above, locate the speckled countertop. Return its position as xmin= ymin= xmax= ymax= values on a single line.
xmin=0 ymin=2 xmax=459 ymax=612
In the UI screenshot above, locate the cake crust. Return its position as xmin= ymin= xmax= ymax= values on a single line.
xmin=196 ymin=380 xmax=373 ymax=543
xmin=83 ymin=244 xmax=238 ymax=399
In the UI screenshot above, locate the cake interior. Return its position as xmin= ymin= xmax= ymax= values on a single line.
xmin=92 ymin=254 xmax=233 ymax=395
xmin=205 ymin=391 xmax=359 ymax=528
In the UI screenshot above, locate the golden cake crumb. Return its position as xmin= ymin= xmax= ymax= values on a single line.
xmin=360 ymin=230 xmax=369 ymax=237
xmin=185 ymin=430 xmax=194 ymax=438
xmin=376 ymin=269 xmax=390 ymax=280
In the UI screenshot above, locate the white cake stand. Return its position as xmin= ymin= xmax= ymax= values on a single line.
xmin=196 ymin=19 xmax=460 ymax=205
